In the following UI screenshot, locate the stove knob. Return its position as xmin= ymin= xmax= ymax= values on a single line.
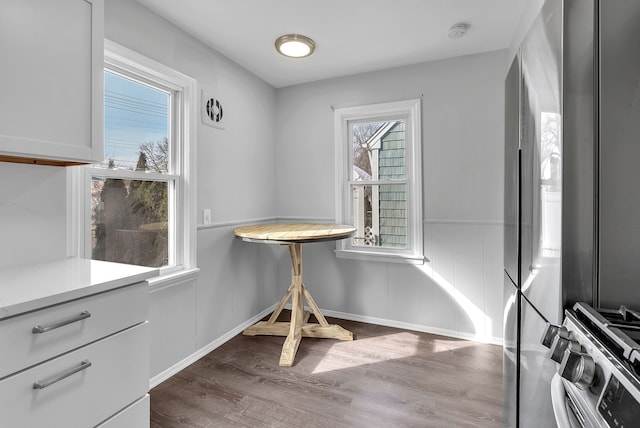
xmin=549 ymin=335 xmax=581 ymax=363
xmin=541 ymin=323 xmax=569 ymax=349
xmin=559 ymin=349 xmax=596 ymax=390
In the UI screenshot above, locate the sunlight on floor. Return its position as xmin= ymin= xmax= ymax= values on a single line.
xmin=311 ymin=331 xmax=480 ymax=374
xmin=311 ymin=332 xmax=420 ymax=374
xmin=430 ymin=337 xmax=481 ymax=352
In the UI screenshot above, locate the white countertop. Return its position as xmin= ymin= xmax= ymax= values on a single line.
xmin=0 ymin=258 xmax=159 ymax=320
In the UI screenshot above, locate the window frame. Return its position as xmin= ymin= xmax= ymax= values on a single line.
xmin=334 ymin=98 xmax=424 ymax=264
xmin=69 ymin=39 xmax=197 ymax=276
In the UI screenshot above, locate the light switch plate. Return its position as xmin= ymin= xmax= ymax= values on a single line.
xmin=203 ymin=209 xmax=212 ymax=225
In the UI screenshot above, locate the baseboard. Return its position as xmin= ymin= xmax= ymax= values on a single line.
xmin=290 ymin=304 xmax=504 ymax=346
xmin=232 ymin=302 xmax=502 ymax=346
xmin=148 ymin=303 xmax=277 ymax=389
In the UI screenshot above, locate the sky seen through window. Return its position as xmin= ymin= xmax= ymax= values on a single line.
xmin=103 ymin=71 xmax=169 ymax=170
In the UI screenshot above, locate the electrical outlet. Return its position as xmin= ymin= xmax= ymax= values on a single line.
xmin=203 ymin=209 xmax=212 ymax=225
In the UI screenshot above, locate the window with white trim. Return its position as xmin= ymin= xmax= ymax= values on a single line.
xmin=73 ymin=41 xmax=196 ymax=274
xmin=334 ymin=99 xmax=423 ymax=263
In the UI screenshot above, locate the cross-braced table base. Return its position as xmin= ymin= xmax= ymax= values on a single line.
xmin=242 ymin=242 xmax=353 ymax=366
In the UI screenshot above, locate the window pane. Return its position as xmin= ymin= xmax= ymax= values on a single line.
xmin=352 ymin=120 xmax=405 ymax=181
xmin=102 ymin=71 xmax=170 ymax=172
xmin=351 ymin=184 xmax=407 ymax=249
xmin=540 ymin=112 xmax=561 ymax=257
xmin=92 ymin=177 xmax=169 ymax=267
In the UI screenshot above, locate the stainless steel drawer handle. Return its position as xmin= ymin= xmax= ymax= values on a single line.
xmin=32 ymin=310 xmax=91 ymax=334
xmin=32 ymin=359 xmax=92 ymax=390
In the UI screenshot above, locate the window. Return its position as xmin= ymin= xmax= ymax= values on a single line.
xmin=334 ymin=99 xmax=423 ymax=263
xmin=539 ymin=111 xmax=561 ymax=258
xmin=71 ymin=40 xmax=196 ymax=274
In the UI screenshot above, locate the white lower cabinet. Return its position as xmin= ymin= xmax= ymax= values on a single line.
xmin=0 ymin=260 xmax=156 ymax=428
xmin=0 ymin=282 xmax=147 ymax=379
xmin=0 ymin=322 xmax=149 ymax=427
xmin=97 ymin=395 xmax=150 ymax=428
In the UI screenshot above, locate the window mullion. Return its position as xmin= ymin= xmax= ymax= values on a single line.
xmin=348 ymin=180 xmax=407 ymax=186
xmin=88 ymin=168 xmax=177 ymax=182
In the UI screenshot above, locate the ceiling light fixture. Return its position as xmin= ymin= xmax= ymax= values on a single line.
xmin=275 ymin=34 xmax=316 ymax=58
xmin=448 ymin=23 xmax=469 ymax=39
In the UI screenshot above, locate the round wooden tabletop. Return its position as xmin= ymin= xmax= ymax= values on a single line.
xmin=233 ymin=223 xmax=356 ymax=244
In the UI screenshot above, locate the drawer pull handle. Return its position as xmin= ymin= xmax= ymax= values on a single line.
xmin=32 ymin=311 xmax=91 ymax=334
xmin=32 ymin=359 xmax=92 ymax=390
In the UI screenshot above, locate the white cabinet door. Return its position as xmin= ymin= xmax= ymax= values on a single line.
xmin=0 ymin=0 xmax=103 ymax=165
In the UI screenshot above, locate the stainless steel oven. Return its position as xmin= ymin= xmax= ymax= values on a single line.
xmin=543 ymin=303 xmax=640 ymax=427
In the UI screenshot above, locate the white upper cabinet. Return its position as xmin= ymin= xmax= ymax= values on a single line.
xmin=0 ymin=0 xmax=104 ymax=165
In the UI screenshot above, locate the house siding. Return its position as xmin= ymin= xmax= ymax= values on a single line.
xmin=378 ymin=122 xmax=406 ymax=247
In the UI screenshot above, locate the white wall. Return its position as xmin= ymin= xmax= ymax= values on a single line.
xmin=275 ymin=50 xmax=506 ymax=342
xmin=0 ymin=163 xmax=68 ymax=269
xmin=508 ymin=0 xmax=545 ymax=62
xmin=275 ymin=51 xmax=505 ymax=221
xmin=103 ymin=0 xmax=281 ymax=379
xmin=104 ymin=0 xmax=278 ymax=224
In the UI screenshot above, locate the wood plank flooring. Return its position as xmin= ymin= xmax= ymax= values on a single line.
xmin=150 ymin=312 xmax=503 ymax=427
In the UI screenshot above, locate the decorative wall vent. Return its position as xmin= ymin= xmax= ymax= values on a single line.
xmin=201 ymin=90 xmax=224 ymax=129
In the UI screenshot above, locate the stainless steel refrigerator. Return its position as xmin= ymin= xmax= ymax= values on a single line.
xmin=503 ymin=0 xmax=597 ymax=426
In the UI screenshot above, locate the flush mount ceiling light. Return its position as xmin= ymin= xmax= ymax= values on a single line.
xmin=275 ymin=34 xmax=316 ymax=58
xmin=448 ymin=23 xmax=469 ymax=39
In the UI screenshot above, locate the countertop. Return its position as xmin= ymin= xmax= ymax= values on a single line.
xmin=0 ymin=258 xmax=159 ymax=320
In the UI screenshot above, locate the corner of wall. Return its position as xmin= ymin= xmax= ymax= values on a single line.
xmin=507 ymin=0 xmax=545 ymax=68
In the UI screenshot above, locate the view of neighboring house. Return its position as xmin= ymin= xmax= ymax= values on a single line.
xmin=352 ymin=120 xmax=406 ymax=248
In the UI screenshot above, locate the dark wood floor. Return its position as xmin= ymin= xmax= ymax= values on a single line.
xmin=150 ymin=312 xmax=503 ymax=428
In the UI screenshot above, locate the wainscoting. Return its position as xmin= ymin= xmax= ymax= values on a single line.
xmin=275 ymin=219 xmax=503 ymax=344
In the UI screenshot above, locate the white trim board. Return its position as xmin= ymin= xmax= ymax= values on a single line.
xmin=196 ymin=216 xmax=505 ymax=230
xmin=282 ymin=303 xmax=503 ymax=346
xmin=196 ymin=216 xmax=337 ymax=230
xmin=317 ymin=307 xmax=503 ymax=346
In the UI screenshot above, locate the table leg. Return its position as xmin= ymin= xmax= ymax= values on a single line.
xmin=242 ymin=242 xmax=353 ymax=366
xmin=280 ymin=249 xmax=304 ymax=366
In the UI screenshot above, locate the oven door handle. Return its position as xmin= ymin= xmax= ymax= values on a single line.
xmin=551 ymin=372 xmax=573 ymax=428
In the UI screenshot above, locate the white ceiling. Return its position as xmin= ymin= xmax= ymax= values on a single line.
xmin=135 ymin=0 xmax=527 ymax=88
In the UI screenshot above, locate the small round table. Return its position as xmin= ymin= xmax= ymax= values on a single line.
xmin=233 ymin=223 xmax=356 ymax=366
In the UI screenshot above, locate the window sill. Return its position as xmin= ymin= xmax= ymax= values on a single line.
xmin=148 ymin=267 xmax=200 ymax=293
xmin=335 ymin=249 xmax=426 ymax=265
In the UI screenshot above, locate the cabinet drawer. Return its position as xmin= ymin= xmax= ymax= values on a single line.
xmin=97 ymin=394 xmax=150 ymax=428
xmin=0 ymin=322 xmax=148 ymax=428
xmin=0 ymin=282 xmax=147 ymax=379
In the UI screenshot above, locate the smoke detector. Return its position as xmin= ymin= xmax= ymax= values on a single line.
xmin=448 ymin=23 xmax=469 ymax=39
